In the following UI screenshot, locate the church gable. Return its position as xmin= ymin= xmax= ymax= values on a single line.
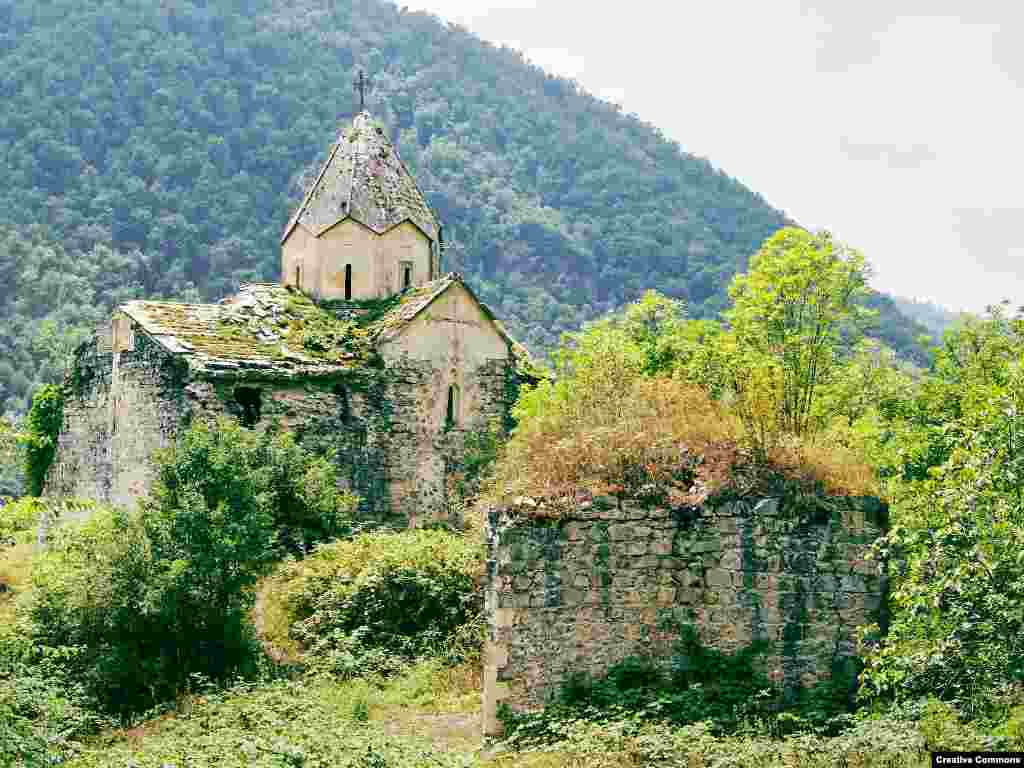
xmin=377 ymin=279 xmax=510 ymax=365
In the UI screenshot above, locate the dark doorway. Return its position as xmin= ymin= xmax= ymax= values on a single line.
xmin=234 ymin=387 xmax=262 ymax=428
xmin=345 ymin=264 xmax=352 ymax=300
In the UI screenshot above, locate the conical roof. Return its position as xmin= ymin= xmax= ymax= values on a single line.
xmin=282 ymin=112 xmax=439 ymax=244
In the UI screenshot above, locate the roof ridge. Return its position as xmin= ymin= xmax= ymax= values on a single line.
xmin=282 ymin=125 xmax=346 ymax=242
xmin=282 ymin=111 xmax=439 ymax=245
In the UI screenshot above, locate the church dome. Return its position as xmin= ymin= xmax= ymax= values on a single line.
xmin=282 ymin=111 xmax=440 ymax=244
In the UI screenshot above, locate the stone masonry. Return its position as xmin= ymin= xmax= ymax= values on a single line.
xmin=482 ymin=492 xmax=888 ymax=736
xmin=48 ymin=305 xmax=523 ymax=528
xmin=46 ymin=107 xmax=538 ymax=528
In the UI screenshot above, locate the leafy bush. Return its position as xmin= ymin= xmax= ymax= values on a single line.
xmin=0 ymin=496 xmax=43 ymax=544
xmin=149 ymin=417 xmax=359 ymax=557
xmin=269 ymin=529 xmax=484 ymax=677
xmin=0 ymin=666 xmax=109 ymax=768
xmin=64 ymin=660 xmax=482 ymax=768
xmin=0 ymin=417 xmax=23 ymax=498
xmin=860 ymin=359 xmax=1024 ymax=720
xmin=28 ymin=506 xmax=222 ymax=716
xmin=26 ymin=418 xmax=358 ymax=717
xmin=494 ymin=715 xmax=934 ymax=768
xmin=22 ymin=384 xmax=63 ymax=496
xmin=0 ymin=496 xmax=101 ymax=547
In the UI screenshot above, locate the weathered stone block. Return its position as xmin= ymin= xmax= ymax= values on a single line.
xmin=705 ymin=568 xmax=732 ymax=588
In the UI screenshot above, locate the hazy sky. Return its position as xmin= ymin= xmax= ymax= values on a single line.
xmin=404 ymin=0 xmax=1024 ymax=312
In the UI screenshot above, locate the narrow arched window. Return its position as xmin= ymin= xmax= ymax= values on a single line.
xmin=446 ymin=384 xmax=459 ymax=428
xmin=295 ymin=265 xmax=301 ymax=289
xmin=334 ymin=383 xmax=350 ymax=424
xmin=402 ymin=262 xmax=412 ymax=290
xmin=345 ymin=264 xmax=352 ymax=300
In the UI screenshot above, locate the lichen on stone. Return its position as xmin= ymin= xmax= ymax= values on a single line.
xmin=282 ymin=111 xmax=440 ymax=244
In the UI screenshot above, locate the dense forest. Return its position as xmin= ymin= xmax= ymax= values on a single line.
xmin=0 ymin=0 xmax=934 ymax=417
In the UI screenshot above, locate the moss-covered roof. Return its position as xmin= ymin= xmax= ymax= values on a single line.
xmin=121 ymin=284 xmax=367 ymax=378
xmin=119 ymin=274 xmax=538 ymax=380
xmin=282 ymin=111 xmax=440 ymax=244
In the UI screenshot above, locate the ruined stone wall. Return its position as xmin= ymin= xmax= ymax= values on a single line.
xmin=482 ymin=494 xmax=887 ymax=736
xmin=45 ymin=337 xmax=114 ymax=509
xmin=166 ymin=370 xmax=401 ymax=525
xmin=47 ymin=330 xmax=189 ymax=510
xmin=184 ymin=356 xmax=515 ymax=527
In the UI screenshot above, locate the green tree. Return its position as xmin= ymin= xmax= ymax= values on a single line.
xmin=28 ymin=417 xmax=358 ymax=716
xmin=860 ymin=367 xmax=1024 ymax=716
xmin=0 ymin=418 xmax=24 ymax=497
xmin=859 ymin=303 xmax=1024 ymax=719
xmin=813 ymin=340 xmax=916 ymax=429
xmin=725 ymin=227 xmax=873 ymax=441
xmin=22 ymin=385 xmax=64 ymax=496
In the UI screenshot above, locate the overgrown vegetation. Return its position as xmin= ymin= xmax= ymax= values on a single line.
xmin=11 ymin=417 xmax=358 ymax=722
xmin=487 ymin=228 xmax=880 ymax=506
xmin=22 ymin=384 xmax=63 ymax=495
xmin=5 ymin=214 xmax=1023 ymax=764
xmin=263 ymin=529 xmax=484 ymax=678
xmin=0 ymin=417 xmax=24 ymax=497
xmin=856 ymin=303 xmax=1024 ymax=723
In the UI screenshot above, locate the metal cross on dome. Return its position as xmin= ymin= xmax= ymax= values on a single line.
xmin=354 ymin=70 xmax=370 ymax=112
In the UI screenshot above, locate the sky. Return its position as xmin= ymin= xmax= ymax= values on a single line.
xmin=404 ymin=0 xmax=1024 ymax=313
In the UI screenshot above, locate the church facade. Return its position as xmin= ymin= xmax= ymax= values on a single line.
xmin=45 ymin=111 xmax=535 ymax=526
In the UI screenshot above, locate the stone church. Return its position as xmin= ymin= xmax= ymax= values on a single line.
xmin=46 ymin=109 xmax=536 ymax=526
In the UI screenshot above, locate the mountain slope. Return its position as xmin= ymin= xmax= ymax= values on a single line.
xmin=0 ymin=0 xmax=925 ymax=414
xmin=890 ymin=296 xmax=965 ymax=340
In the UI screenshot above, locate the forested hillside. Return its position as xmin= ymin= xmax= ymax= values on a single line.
xmin=891 ymin=296 xmax=965 ymax=339
xmin=0 ymin=0 xmax=929 ymax=415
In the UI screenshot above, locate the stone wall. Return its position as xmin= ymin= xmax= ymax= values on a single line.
xmin=46 ymin=331 xmax=188 ymax=510
xmin=482 ymin=493 xmax=888 ymax=736
xmin=50 ymin=320 xmax=519 ymax=527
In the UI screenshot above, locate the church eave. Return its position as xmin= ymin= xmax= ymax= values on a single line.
xmin=284 ymin=212 xmax=438 ymax=246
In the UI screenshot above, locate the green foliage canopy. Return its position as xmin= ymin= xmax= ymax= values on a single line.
xmin=725 ymin=228 xmax=872 ymax=440
xmin=27 ymin=417 xmax=357 ymax=717
xmin=858 ymin=304 xmax=1024 ymax=720
xmin=22 ymin=384 xmax=63 ymax=496
xmin=271 ymin=529 xmax=483 ymax=677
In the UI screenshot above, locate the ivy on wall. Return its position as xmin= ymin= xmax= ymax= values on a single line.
xmin=23 ymin=384 xmax=64 ymax=496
